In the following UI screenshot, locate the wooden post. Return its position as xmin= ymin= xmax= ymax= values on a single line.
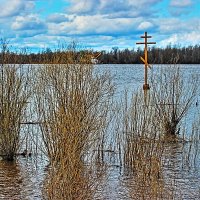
xmin=136 ymin=32 xmax=156 ymax=90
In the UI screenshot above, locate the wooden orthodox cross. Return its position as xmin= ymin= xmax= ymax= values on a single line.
xmin=136 ymin=32 xmax=156 ymax=90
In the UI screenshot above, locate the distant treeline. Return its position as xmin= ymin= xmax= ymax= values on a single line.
xmin=99 ymin=45 xmax=200 ymax=64
xmin=1 ymin=45 xmax=200 ymax=64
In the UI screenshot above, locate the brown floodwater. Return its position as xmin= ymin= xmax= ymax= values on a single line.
xmin=1 ymin=129 xmax=200 ymax=199
xmin=0 ymin=156 xmax=46 ymax=200
xmin=95 ymin=141 xmax=200 ymax=200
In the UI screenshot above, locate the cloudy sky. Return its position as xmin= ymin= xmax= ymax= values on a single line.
xmin=0 ymin=0 xmax=200 ymax=52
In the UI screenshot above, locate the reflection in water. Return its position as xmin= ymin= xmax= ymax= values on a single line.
xmin=162 ymin=142 xmax=200 ymax=199
xmin=118 ymin=141 xmax=200 ymax=200
xmin=0 ymin=157 xmax=46 ymax=200
xmin=1 ymin=142 xmax=198 ymax=200
xmin=0 ymin=161 xmax=22 ymax=200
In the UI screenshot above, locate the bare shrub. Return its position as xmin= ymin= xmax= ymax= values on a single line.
xmin=114 ymin=90 xmax=164 ymax=199
xmin=43 ymin=158 xmax=107 ymax=200
xmin=34 ymin=47 xmax=114 ymax=199
xmin=151 ymin=66 xmax=199 ymax=137
xmin=0 ymin=41 xmax=31 ymax=161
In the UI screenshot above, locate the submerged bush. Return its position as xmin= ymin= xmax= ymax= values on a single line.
xmin=151 ymin=66 xmax=199 ymax=137
xmin=0 ymin=42 xmax=31 ymax=161
xmin=34 ymin=46 xmax=114 ymax=199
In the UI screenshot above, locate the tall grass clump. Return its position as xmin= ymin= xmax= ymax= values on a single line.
xmin=150 ymin=66 xmax=199 ymax=138
xmin=0 ymin=40 xmax=31 ymax=161
xmin=115 ymin=90 xmax=165 ymax=199
xmin=34 ymin=45 xmax=114 ymax=199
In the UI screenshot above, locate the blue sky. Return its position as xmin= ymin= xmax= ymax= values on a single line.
xmin=0 ymin=0 xmax=200 ymax=52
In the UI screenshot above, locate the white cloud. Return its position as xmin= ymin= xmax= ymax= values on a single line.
xmin=127 ymin=0 xmax=161 ymax=7
xmin=67 ymin=0 xmax=96 ymax=14
xmin=12 ymin=15 xmax=46 ymax=30
xmin=48 ymin=14 xmax=143 ymax=36
xmin=0 ymin=0 xmax=34 ymax=18
xmin=157 ymin=17 xmax=200 ymax=46
xmin=157 ymin=18 xmax=193 ymax=34
xmin=47 ymin=13 xmax=73 ymax=23
xmin=66 ymin=0 xmax=161 ymax=17
xmin=159 ymin=31 xmax=200 ymax=47
xmin=11 ymin=14 xmax=47 ymax=37
xmin=170 ymin=0 xmax=192 ymax=7
xmin=181 ymin=31 xmax=200 ymax=44
xmin=159 ymin=34 xmax=178 ymax=46
xmin=169 ymin=0 xmax=195 ymax=16
xmin=138 ymin=21 xmax=154 ymax=30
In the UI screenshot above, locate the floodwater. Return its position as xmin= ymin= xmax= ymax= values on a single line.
xmin=0 ymin=64 xmax=200 ymax=200
xmin=0 ymin=156 xmax=46 ymax=200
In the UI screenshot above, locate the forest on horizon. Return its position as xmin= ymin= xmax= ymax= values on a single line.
xmin=0 ymin=44 xmax=200 ymax=64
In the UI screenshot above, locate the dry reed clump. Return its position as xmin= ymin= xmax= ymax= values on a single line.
xmin=116 ymin=91 xmax=165 ymax=199
xmin=150 ymin=66 xmax=199 ymax=138
xmin=34 ymin=47 xmax=114 ymax=199
xmin=0 ymin=42 xmax=31 ymax=161
xmin=44 ymin=159 xmax=107 ymax=200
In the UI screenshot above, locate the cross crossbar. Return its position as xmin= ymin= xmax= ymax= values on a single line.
xmin=141 ymin=36 xmax=152 ymax=38
xmin=136 ymin=42 xmax=156 ymax=44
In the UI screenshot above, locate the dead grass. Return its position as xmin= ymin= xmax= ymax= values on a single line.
xmin=0 ymin=41 xmax=31 ymax=161
xmin=33 ymin=46 xmax=114 ymax=199
xmin=150 ymin=66 xmax=199 ymax=136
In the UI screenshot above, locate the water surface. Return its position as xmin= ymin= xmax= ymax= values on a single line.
xmin=1 ymin=64 xmax=200 ymax=199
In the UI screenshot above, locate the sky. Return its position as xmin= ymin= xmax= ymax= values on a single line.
xmin=0 ymin=0 xmax=200 ymax=52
